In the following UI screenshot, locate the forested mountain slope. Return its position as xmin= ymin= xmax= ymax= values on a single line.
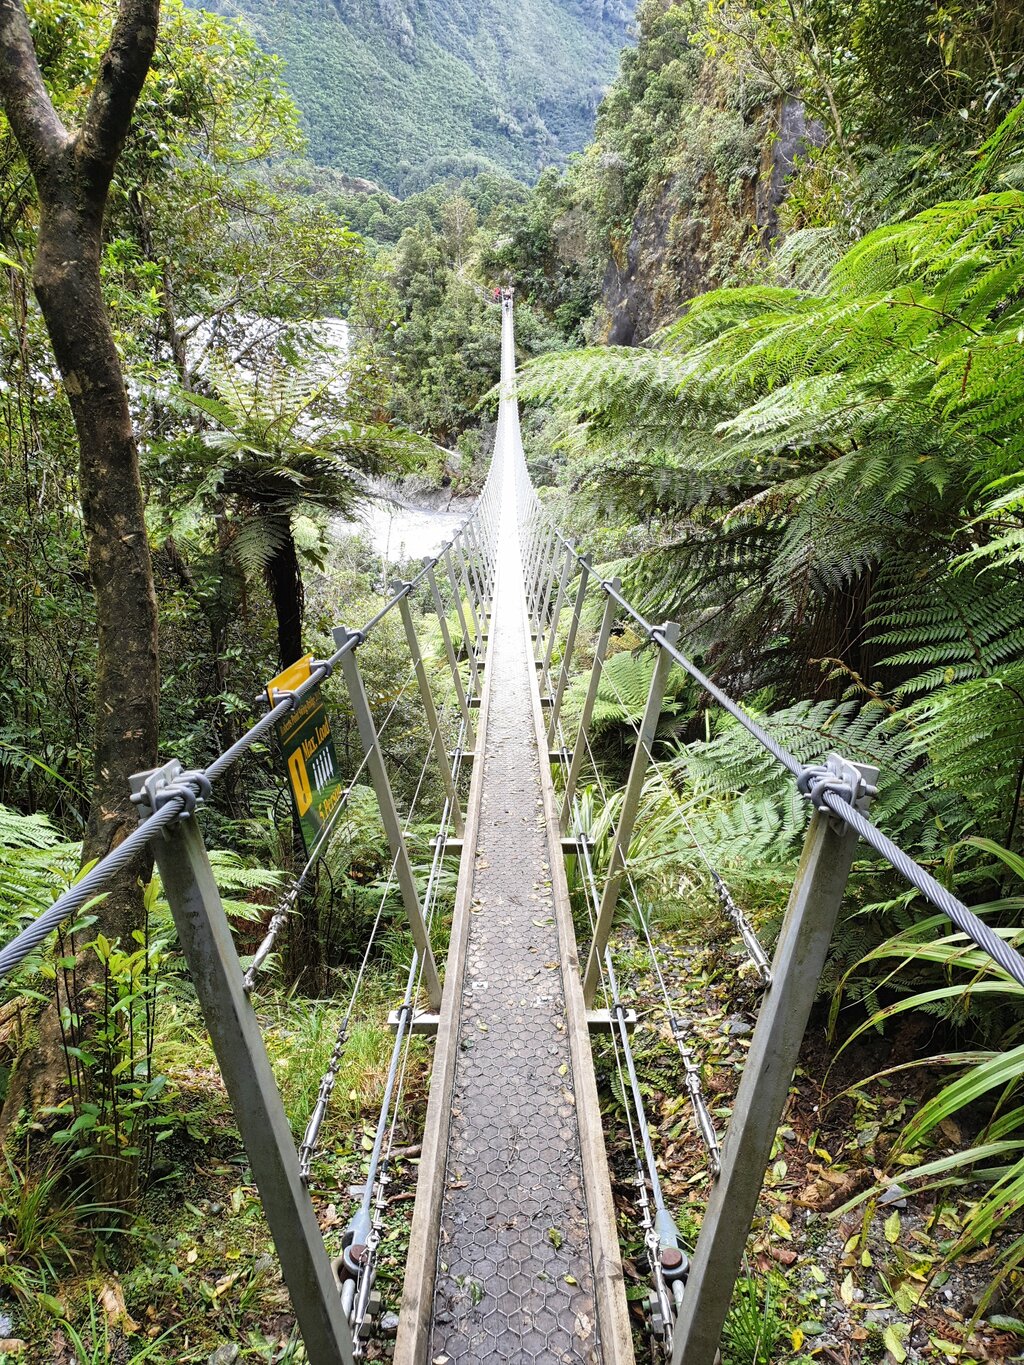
xmin=196 ymin=0 xmax=633 ymax=192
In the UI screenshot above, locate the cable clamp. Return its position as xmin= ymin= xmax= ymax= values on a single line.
xmin=798 ymin=752 xmax=878 ymax=830
xmin=269 ymin=687 xmax=300 ymax=713
xmin=310 ymin=658 xmax=334 ymax=681
xmin=331 ymin=625 xmax=366 ymax=656
xmin=130 ymin=760 xmax=212 ymax=823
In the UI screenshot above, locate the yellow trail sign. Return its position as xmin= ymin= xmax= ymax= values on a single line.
xmin=267 ymin=655 xmax=343 ymax=853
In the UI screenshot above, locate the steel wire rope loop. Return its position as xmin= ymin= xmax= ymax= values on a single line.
xmin=298 ymin=593 xmax=481 ymax=1187
xmin=519 ymin=475 xmax=1024 ymax=990
xmin=574 ymin=715 xmax=722 ymax=1177
xmin=571 ymin=790 xmax=683 ymax=1338
xmin=301 ymin=763 xmax=455 ymax=1348
xmin=539 ymin=537 xmax=722 ymax=1175
xmin=520 ymin=444 xmax=698 ymax=1255
xmin=244 ymin=659 xmax=421 ymax=993
xmin=529 ymin=515 xmax=658 ymax=1244
xmin=524 ymin=465 xmax=689 ymax=1306
xmin=550 ymin=642 xmax=685 ymax=1276
xmin=521 ymin=483 xmax=806 ymax=779
xmin=343 ymin=775 xmax=456 ymax=1345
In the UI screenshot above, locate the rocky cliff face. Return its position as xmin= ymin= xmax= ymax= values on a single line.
xmin=599 ymin=94 xmax=822 ymax=345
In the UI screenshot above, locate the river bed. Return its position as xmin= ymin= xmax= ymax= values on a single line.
xmin=332 ymin=495 xmax=471 ymax=567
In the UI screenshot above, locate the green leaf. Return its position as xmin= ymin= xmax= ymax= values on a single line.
xmin=883 ymin=1325 xmax=908 ymax=1362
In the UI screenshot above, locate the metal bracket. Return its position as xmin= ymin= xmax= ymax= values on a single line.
xmin=586 ymin=1008 xmax=637 ymax=1034
xmin=432 ymin=836 xmax=465 ymax=856
xmin=797 ymin=752 xmax=879 ymax=832
xmin=388 ymin=1009 xmax=440 ymax=1036
xmin=129 ymin=759 xmax=211 ymax=823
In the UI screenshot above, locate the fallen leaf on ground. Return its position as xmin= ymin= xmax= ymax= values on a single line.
xmin=99 ymin=1279 xmax=139 ymax=1333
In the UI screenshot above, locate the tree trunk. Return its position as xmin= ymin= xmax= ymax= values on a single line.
xmin=0 ymin=0 xmax=161 ymax=1139
xmin=34 ymin=174 xmax=159 ymax=898
xmin=266 ymin=526 xmax=305 ymax=666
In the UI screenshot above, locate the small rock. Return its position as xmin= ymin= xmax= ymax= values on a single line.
xmin=380 ymin=1311 xmax=400 ymax=1336
xmin=727 ymin=1018 xmax=752 ymax=1037
xmin=0 ymin=1314 xmax=14 ymax=1338
xmin=254 ymin=1254 xmax=276 ymax=1278
xmin=0 ymin=1343 xmax=25 ymax=1357
xmin=208 ymin=1202 xmax=223 ymax=1215
xmin=879 ymin=1184 xmax=908 ymax=1208
xmin=208 ymin=1345 xmax=240 ymax=1365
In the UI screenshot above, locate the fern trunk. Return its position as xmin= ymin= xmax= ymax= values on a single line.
xmin=266 ymin=527 xmax=305 ymax=667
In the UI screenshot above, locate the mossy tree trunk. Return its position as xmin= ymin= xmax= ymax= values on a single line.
xmin=0 ymin=0 xmax=161 ymax=1144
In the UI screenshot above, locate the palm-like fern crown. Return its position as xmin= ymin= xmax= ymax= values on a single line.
xmin=174 ymin=358 xmax=435 ymax=578
xmin=519 ymin=99 xmax=1024 ymax=859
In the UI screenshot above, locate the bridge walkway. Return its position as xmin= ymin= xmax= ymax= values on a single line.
xmin=395 ymin=301 xmax=630 ymax=1365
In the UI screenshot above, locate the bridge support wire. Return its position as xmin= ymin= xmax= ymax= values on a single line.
xmin=581 ymin=620 xmax=681 ymax=1007
xmin=334 ymin=625 xmax=444 ymax=1012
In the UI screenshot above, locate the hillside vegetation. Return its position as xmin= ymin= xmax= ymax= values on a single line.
xmin=197 ymin=0 xmax=633 ymax=192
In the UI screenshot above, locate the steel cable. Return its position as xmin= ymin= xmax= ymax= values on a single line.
xmin=526 ymin=481 xmax=1024 ymax=994
xmin=590 ymin=651 xmax=772 ymax=984
xmin=0 ymin=505 xmax=494 ymax=982
xmin=297 ymin=668 xmax=465 ymax=1177
xmin=574 ymin=718 xmax=723 ymax=1175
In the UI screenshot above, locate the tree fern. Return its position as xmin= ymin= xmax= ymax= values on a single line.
xmin=520 ymin=159 xmax=1024 ymax=881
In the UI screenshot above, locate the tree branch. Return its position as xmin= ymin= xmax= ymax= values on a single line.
xmin=0 ymin=0 xmax=69 ymax=173
xmin=77 ymin=0 xmax=160 ymax=191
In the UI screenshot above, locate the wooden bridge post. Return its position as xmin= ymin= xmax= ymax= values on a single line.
xmin=130 ymin=765 xmax=355 ymax=1365
xmin=334 ymin=627 xmax=444 ymax=1011
xmin=560 ymin=580 xmax=620 ymax=832
xmin=393 ymin=584 xmax=465 ymax=838
xmin=582 ymin=622 xmax=680 ymax=1005
xmin=548 ymin=555 xmax=591 ymax=746
xmin=671 ymin=762 xmax=878 ymax=1365
xmin=424 ymin=561 xmax=475 ymax=746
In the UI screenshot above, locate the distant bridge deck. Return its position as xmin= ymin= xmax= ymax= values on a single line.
xmin=395 ymin=306 xmax=630 ymax=1364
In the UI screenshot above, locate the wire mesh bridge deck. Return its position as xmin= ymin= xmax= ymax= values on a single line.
xmin=5 ymin=297 xmax=1024 ymax=1365
xmin=397 ymin=303 xmax=625 ymax=1365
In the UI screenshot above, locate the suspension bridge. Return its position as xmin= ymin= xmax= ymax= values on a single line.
xmin=4 ymin=296 xmax=1024 ymax=1365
